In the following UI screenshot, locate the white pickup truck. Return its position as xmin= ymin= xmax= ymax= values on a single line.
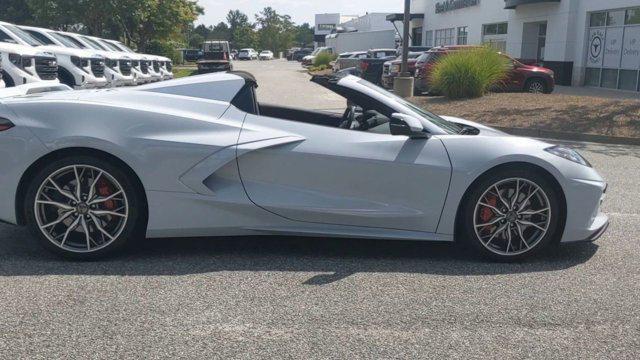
xmin=18 ymin=25 xmax=108 ymax=89
xmin=0 ymin=25 xmax=59 ymax=88
xmin=55 ymin=31 xmax=135 ymax=87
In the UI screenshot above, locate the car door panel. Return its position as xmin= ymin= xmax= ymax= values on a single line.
xmin=237 ymin=114 xmax=452 ymax=232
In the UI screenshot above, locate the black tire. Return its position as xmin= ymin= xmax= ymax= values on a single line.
xmin=58 ymin=68 xmax=76 ymax=88
xmin=2 ymin=70 xmax=15 ymax=87
xmin=525 ymin=78 xmax=547 ymax=94
xmin=460 ymin=167 xmax=562 ymax=261
xmin=24 ymin=155 xmax=145 ymax=260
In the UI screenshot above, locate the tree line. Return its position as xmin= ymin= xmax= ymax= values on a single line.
xmin=188 ymin=9 xmax=314 ymax=54
xmin=0 ymin=1 xmax=313 ymax=60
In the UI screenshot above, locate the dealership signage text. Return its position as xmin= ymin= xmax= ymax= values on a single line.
xmin=435 ymin=0 xmax=480 ymax=14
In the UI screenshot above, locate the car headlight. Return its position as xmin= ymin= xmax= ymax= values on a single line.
xmin=545 ymin=145 xmax=591 ymax=167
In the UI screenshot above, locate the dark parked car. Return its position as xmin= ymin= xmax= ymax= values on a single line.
xmin=414 ymin=45 xmax=555 ymax=95
xmin=184 ymin=49 xmax=202 ymax=62
xmin=381 ymin=50 xmax=429 ymax=89
xmin=292 ymin=48 xmax=313 ymax=62
xmin=286 ymin=47 xmax=301 ymax=60
xmin=196 ymin=41 xmax=233 ymax=74
xmin=357 ymin=49 xmax=399 ymax=85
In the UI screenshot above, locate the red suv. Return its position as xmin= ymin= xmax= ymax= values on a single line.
xmin=414 ymin=45 xmax=555 ymax=95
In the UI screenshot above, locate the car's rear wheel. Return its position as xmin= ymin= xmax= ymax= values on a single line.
xmin=25 ymin=155 xmax=143 ymax=259
xmin=461 ymin=168 xmax=562 ymax=261
xmin=526 ymin=78 xmax=546 ymax=94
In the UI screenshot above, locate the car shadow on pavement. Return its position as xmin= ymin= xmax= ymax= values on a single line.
xmin=0 ymin=224 xmax=598 ymax=285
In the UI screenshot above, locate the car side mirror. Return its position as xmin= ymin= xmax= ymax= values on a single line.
xmin=390 ymin=113 xmax=429 ymax=139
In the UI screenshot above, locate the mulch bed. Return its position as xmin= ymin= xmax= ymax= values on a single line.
xmin=411 ymin=93 xmax=640 ymax=138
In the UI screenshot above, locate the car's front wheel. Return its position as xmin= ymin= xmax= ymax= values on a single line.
xmin=526 ymin=78 xmax=546 ymax=94
xmin=461 ymin=168 xmax=562 ymax=261
xmin=24 ymin=155 xmax=144 ymax=259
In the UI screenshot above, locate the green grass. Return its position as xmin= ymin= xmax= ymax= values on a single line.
xmin=429 ymin=47 xmax=510 ymax=99
xmin=173 ymin=67 xmax=198 ymax=78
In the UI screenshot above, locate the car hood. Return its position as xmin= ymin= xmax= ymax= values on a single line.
xmin=440 ymin=115 xmax=556 ymax=148
xmin=0 ymin=42 xmax=55 ymax=56
xmin=519 ymin=63 xmax=554 ymax=75
xmin=37 ymin=45 xmax=102 ymax=58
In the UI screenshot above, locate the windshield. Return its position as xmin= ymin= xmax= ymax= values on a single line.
xmin=81 ymin=36 xmax=107 ymax=50
xmin=111 ymin=41 xmax=134 ymax=52
xmin=4 ymin=24 xmax=42 ymax=46
xmin=98 ymin=40 xmax=122 ymax=52
xmin=58 ymin=33 xmax=88 ymax=49
xmin=356 ymin=79 xmax=462 ymax=134
xmin=416 ymin=52 xmax=443 ymax=65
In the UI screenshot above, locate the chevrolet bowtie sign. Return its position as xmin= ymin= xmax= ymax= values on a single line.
xmin=435 ymin=0 xmax=479 ymax=13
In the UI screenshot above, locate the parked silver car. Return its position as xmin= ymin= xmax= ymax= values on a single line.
xmin=0 ymin=72 xmax=608 ymax=260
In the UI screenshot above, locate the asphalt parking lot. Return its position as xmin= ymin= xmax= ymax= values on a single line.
xmin=1 ymin=60 xmax=639 ymax=359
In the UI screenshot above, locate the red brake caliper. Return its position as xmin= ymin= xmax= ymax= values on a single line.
xmin=97 ymin=178 xmax=116 ymax=210
xmin=480 ymin=195 xmax=498 ymax=230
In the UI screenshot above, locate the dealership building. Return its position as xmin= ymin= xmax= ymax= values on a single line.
xmin=409 ymin=0 xmax=640 ymax=92
xmin=314 ymin=13 xmax=401 ymax=48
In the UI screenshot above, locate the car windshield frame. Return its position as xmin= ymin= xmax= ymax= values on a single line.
xmin=355 ymin=79 xmax=463 ymax=135
xmin=98 ymin=39 xmax=122 ymax=52
xmin=57 ymin=33 xmax=88 ymax=49
xmin=4 ymin=24 xmax=43 ymax=47
xmin=111 ymin=41 xmax=135 ymax=53
xmin=80 ymin=36 xmax=108 ymax=51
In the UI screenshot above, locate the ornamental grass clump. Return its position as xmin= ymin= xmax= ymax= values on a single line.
xmin=313 ymin=51 xmax=337 ymax=67
xmin=429 ymin=47 xmax=510 ymax=99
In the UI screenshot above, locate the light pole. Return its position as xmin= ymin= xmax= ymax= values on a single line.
xmin=393 ymin=0 xmax=414 ymax=97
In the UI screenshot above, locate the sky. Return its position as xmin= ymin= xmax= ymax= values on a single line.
xmin=196 ymin=0 xmax=404 ymax=26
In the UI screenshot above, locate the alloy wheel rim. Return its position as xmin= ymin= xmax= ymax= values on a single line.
xmin=473 ymin=178 xmax=551 ymax=256
xmin=529 ymin=82 xmax=544 ymax=93
xmin=34 ymin=165 xmax=129 ymax=253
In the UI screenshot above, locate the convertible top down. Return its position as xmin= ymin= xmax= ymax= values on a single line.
xmin=0 ymin=72 xmax=608 ymax=260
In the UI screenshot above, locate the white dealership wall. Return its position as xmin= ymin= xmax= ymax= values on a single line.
xmin=411 ymin=0 xmax=640 ymax=88
xmin=341 ymin=13 xmax=398 ymax=32
xmin=326 ymin=30 xmax=397 ymax=54
xmin=314 ymin=13 xmax=359 ymax=48
xmin=315 ymin=13 xmax=400 ymax=51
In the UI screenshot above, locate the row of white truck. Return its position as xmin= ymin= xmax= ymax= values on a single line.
xmin=0 ymin=21 xmax=173 ymax=90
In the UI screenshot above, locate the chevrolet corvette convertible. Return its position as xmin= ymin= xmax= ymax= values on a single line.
xmin=0 ymin=72 xmax=608 ymax=260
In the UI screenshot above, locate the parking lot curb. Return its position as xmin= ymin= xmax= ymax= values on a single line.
xmin=494 ymin=126 xmax=640 ymax=146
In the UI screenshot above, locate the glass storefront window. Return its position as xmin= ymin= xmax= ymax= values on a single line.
xmin=601 ymin=69 xmax=619 ymax=88
xmin=618 ymin=70 xmax=639 ymax=91
xmin=457 ymin=27 xmax=468 ymax=45
xmin=590 ymin=12 xmax=607 ymax=27
xmin=607 ymin=10 xmax=625 ymax=26
xmin=483 ymin=23 xmax=508 ymax=36
xmin=587 ymin=8 xmax=640 ymax=91
xmin=425 ymin=31 xmax=433 ymax=47
xmin=584 ymin=68 xmax=601 ymax=87
xmin=626 ymin=8 xmax=640 ymax=25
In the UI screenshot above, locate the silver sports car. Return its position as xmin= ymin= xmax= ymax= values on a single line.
xmin=0 ymin=72 xmax=608 ymax=260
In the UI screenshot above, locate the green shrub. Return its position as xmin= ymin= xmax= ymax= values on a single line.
xmin=313 ymin=52 xmax=337 ymax=67
xmin=429 ymin=47 xmax=510 ymax=99
xmin=146 ymin=40 xmax=181 ymax=63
